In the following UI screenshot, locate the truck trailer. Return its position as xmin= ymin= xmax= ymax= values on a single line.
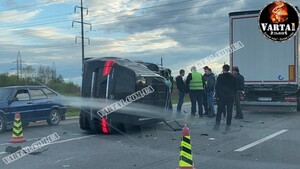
xmin=229 ymin=10 xmax=300 ymax=112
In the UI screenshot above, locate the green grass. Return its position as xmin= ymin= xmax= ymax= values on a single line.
xmin=65 ymin=107 xmax=80 ymax=117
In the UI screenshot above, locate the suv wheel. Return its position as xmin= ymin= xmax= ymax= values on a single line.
xmin=47 ymin=109 xmax=61 ymax=126
xmin=0 ymin=116 xmax=7 ymax=134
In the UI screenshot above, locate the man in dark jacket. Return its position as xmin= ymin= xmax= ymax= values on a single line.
xmin=214 ymin=64 xmax=236 ymax=131
xmin=232 ymin=67 xmax=245 ymax=119
xmin=202 ymin=66 xmax=210 ymax=115
xmin=205 ymin=68 xmax=216 ymax=118
xmin=186 ymin=66 xmax=205 ymax=117
xmin=176 ymin=69 xmax=186 ymax=113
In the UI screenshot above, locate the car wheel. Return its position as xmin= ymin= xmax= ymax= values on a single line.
xmin=47 ymin=109 xmax=61 ymax=126
xmin=0 ymin=116 xmax=7 ymax=134
xmin=22 ymin=122 xmax=29 ymax=129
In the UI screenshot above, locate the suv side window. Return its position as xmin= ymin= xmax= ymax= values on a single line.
xmin=42 ymin=88 xmax=58 ymax=98
xmin=15 ymin=90 xmax=30 ymax=101
xmin=29 ymin=89 xmax=47 ymax=100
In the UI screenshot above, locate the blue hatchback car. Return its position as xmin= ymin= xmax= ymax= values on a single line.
xmin=0 ymin=86 xmax=67 ymax=133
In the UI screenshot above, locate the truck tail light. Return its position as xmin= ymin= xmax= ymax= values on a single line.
xmin=284 ymin=97 xmax=297 ymax=102
xmin=101 ymin=117 xmax=110 ymax=134
xmin=103 ymin=60 xmax=115 ymax=76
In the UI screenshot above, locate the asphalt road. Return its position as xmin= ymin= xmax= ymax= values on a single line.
xmin=0 ymin=103 xmax=299 ymax=169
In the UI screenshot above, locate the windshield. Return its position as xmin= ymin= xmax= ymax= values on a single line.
xmin=0 ymin=88 xmax=12 ymax=101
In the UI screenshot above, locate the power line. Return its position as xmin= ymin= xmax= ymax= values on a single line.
xmin=0 ymin=0 xmax=238 ymax=31
xmin=0 ymin=0 xmax=67 ymax=12
xmin=88 ymin=0 xmax=240 ymax=24
xmin=88 ymin=0 xmax=198 ymax=17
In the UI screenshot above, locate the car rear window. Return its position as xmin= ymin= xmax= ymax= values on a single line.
xmin=29 ymin=89 xmax=47 ymax=99
xmin=42 ymin=88 xmax=58 ymax=98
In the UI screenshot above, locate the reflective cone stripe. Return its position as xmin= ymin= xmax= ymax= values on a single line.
xmin=10 ymin=113 xmax=26 ymax=143
xmin=12 ymin=117 xmax=24 ymax=137
xmin=179 ymin=136 xmax=193 ymax=167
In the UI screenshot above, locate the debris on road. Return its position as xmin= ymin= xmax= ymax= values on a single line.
xmin=5 ymin=145 xmax=49 ymax=155
xmin=200 ymin=133 xmax=209 ymax=136
xmin=208 ymin=138 xmax=215 ymax=141
xmin=5 ymin=146 xmax=22 ymax=153
xmin=29 ymin=147 xmax=48 ymax=155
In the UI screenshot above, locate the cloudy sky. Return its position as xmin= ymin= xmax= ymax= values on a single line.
xmin=0 ymin=0 xmax=299 ymax=85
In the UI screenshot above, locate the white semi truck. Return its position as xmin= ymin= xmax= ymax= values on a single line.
xmin=229 ymin=10 xmax=300 ymax=112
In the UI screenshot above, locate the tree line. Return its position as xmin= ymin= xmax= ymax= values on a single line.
xmin=0 ymin=65 xmax=80 ymax=96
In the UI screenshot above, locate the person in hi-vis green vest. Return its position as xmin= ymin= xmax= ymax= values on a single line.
xmin=185 ymin=66 xmax=206 ymax=117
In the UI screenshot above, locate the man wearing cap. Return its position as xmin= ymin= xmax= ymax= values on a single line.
xmin=202 ymin=66 xmax=210 ymax=115
xmin=232 ymin=67 xmax=245 ymax=119
xmin=186 ymin=66 xmax=205 ymax=117
xmin=214 ymin=64 xmax=236 ymax=131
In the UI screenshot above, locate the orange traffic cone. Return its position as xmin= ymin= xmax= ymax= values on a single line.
xmin=9 ymin=113 xmax=26 ymax=143
xmin=177 ymin=124 xmax=196 ymax=169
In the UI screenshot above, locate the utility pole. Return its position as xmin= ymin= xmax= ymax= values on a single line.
xmin=73 ymin=0 xmax=91 ymax=71
xmin=16 ymin=51 xmax=23 ymax=79
xmin=52 ymin=62 xmax=57 ymax=79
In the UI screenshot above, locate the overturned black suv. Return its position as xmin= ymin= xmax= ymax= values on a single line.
xmin=79 ymin=57 xmax=172 ymax=134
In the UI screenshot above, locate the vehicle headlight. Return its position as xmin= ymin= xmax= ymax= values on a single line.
xmin=136 ymin=76 xmax=146 ymax=85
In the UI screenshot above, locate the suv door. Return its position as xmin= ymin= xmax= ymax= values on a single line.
xmin=29 ymin=88 xmax=51 ymax=120
xmin=9 ymin=89 xmax=35 ymax=122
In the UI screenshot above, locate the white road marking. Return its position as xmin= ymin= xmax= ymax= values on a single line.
xmin=235 ymin=129 xmax=288 ymax=152
xmin=47 ymin=135 xmax=95 ymax=145
xmin=0 ymin=135 xmax=96 ymax=155
xmin=0 ymin=137 xmax=41 ymax=146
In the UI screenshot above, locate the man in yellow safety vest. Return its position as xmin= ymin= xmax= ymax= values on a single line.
xmin=185 ymin=66 xmax=206 ymax=117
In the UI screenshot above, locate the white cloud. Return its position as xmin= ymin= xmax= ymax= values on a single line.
xmin=13 ymin=27 xmax=74 ymax=40
xmin=85 ymin=28 xmax=178 ymax=55
xmin=0 ymin=9 xmax=42 ymax=23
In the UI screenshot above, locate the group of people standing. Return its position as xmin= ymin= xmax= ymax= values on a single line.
xmin=175 ymin=64 xmax=244 ymax=131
